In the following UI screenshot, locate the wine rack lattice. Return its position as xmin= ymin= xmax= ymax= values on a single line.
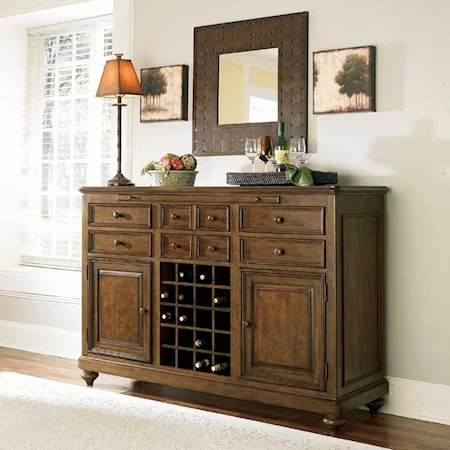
xmin=160 ymin=262 xmax=231 ymax=376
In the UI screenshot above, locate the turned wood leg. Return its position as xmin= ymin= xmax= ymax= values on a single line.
xmin=323 ymin=414 xmax=346 ymax=433
xmin=80 ymin=370 xmax=99 ymax=387
xmin=366 ymin=397 xmax=385 ymax=415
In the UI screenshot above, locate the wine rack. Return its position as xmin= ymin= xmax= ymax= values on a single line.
xmin=160 ymin=262 xmax=231 ymax=376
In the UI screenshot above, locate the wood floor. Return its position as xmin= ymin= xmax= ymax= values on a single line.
xmin=1 ymin=347 xmax=448 ymax=450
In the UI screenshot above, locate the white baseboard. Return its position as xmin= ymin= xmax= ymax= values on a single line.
xmin=0 ymin=319 xmax=449 ymax=426
xmin=0 ymin=319 xmax=80 ymax=360
xmin=380 ymin=376 xmax=450 ymax=425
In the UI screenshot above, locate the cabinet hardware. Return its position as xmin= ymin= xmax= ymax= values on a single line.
xmin=208 ymin=245 xmax=216 ymax=252
xmin=242 ymin=321 xmax=251 ymax=328
xmin=171 ymin=243 xmax=179 ymax=249
xmin=113 ymin=211 xmax=123 ymax=219
xmin=207 ymin=215 xmax=215 ymax=221
xmin=255 ymin=197 xmax=261 ymax=202
xmin=274 ymin=248 xmax=284 ymax=256
xmin=170 ymin=213 xmax=178 ymax=220
xmin=274 ymin=216 xmax=283 ymax=223
xmin=139 ymin=308 xmax=148 ymax=315
xmin=113 ymin=239 xmax=124 ymax=246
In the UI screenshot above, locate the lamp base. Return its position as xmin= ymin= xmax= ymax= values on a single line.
xmin=107 ymin=172 xmax=135 ymax=187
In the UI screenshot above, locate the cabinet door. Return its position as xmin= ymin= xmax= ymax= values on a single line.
xmin=241 ymin=271 xmax=326 ymax=391
xmin=89 ymin=260 xmax=151 ymax=362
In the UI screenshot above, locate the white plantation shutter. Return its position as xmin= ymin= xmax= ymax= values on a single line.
xmin=22 ymin=16 xmax=114 ymax=269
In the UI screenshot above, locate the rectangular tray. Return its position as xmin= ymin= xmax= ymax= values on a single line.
xmin=226 ymin=171 xmax=338 ymax=186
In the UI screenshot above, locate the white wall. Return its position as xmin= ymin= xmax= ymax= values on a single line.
xmin=132 ymin=0 xmax=450 ymax=388
xmin=0 ymin=0 xmax=89 ymax=18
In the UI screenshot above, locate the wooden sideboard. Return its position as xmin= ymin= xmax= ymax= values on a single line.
xmin=78 ymin=186 xmax=388 ymax=431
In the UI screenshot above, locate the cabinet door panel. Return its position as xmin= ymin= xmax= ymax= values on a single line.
xmin=242 ymin=271 xmax=326 ymax=391
xmin=89 ymin=260 xmax=151 ymax=362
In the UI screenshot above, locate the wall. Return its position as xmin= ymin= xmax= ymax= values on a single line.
xmin=132 ymin=0 xmax=450 ymax=391
xmin=0 ymin=0 xmax=88 ymax=18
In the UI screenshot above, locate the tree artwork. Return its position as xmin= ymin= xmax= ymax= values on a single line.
xmin=141 ymin=68 xmax=168 ymax=109
xmin=334 ymin=53 xmax=369 ymax=109
xmin=313 ymin=46 xmax=375 ymax=114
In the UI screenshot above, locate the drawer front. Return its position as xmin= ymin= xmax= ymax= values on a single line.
xmin=89 ymin=232 xmax=151 ymax=257
xmin=161 ymin=234 xmax=192 ymax=259
xmin=160 ymin=205 xmax=192 ymax=230
xmin=239 ymin=207 xmax=325 ymax=235
xmin=196 ymin=236 xmax=230 ymax=261
xmin=195 ymin=206 xmax=230 ymax=231
xmin=89 ymin=205 xmax=151 ymax=228
xmin=240 ymin=238 xmax=325 ymax=268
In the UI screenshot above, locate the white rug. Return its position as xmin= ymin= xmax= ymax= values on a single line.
xmin=0 ymin=372 xmax=387 ymax=450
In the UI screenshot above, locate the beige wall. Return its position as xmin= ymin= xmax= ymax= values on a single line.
xmin=218 ymin=60 xmax=245 ymax=124
xmin=132 ymin=0 xmax=450 ymax=386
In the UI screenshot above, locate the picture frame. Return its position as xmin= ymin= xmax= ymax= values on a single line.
xmin=313 ymin=46 xmax=376 ymax=114
xmin=140 ymin=64 xmax=189 ymax=122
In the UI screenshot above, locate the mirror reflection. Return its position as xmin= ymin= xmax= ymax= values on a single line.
xmin=218 ymin=48 xmax=278 ymax=125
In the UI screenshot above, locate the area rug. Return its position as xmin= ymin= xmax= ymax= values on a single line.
xmin=0 ymin=372 xmax=387 ymax=450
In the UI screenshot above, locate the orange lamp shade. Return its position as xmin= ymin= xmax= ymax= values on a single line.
xmin=96 ymin=54 xmax=143 ymax=98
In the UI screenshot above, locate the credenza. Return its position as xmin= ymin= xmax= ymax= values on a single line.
xmin=78 ymin=186 xmax=388 ymax=431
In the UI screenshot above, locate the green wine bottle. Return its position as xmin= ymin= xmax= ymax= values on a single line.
xmin=274 ymin=122 xmax=289 ymax=171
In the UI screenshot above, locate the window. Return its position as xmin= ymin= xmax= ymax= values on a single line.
xmin=22 ymin=17 xmax=114 ymax=269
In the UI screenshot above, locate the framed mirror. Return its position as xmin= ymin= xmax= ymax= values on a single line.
xmin=193 ymin=12 xmax=308 ymax=156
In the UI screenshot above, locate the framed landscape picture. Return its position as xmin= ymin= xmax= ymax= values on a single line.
xmin=140 ymin=65 xmax=188 ymax=122
xmin=313 ymin=46 xmax=376 ymax=114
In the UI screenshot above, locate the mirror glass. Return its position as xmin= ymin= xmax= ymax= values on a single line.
xmin=218 ymin=48 xmax=278 ymax=125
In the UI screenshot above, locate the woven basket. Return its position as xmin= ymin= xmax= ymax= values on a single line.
xmin=226 ymin=171 xmax=338 ymax=186
xmin=146 ymin=170 xmax=198 ymax=187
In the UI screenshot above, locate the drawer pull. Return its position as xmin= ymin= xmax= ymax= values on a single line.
xmin=113 ymin=239 xmax=124 ymax=246
xmin=139 ymin=308 xmax=148 ymax=316
xmin=274 ymin=216 xmax=284 ymax=224
xmin=170 ymin=213 xmax=179 ymax=220
xmin=171 ymin=243 xmax=179 ymax=249
xmin=208 ymin=245 xmax=216 ymax=252
xmin=255 ymin=197 xmax=261 ymax=202
xmin=113 ymin=212 xmax=123 ymax=219
xmin=274 ymin=248 xmax=284 ymax=256
xmin=207 ymin=215 xmax=216 ymax=221
xmin=242 ymin=321 xmax=251 ymax=328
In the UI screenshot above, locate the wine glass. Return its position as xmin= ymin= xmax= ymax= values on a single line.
xmin=290 ymin=136 xmax=311 ymax=167
xmin=245 ymin=138 xmax=258 ymax=172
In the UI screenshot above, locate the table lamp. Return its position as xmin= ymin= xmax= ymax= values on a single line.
xmin=96 ymin=53 xmax=143 ymax=186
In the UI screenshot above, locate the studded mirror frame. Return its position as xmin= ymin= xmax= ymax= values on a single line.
xmin=192 ymin=12 xmax=308 ymax=157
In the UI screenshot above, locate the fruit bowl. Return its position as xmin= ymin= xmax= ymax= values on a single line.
xmin=146 ymin=170 xmax=198 ymax=187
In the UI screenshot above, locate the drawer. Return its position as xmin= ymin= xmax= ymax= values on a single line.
xmin=160 ymin=205 xmax=192 ymax=230
xmin=196 ymin=236 xmax=230 ymax=261
xmin=161 ymin=234 xmax=192 ymax=259
xmin=89 ymin=232 xmax=151 ymax=257
xmin=240 ymin=238 xmax=325 ymax=268
xmin=88 ymin=205 xmax=151 ymax=228
xmin=239 ymin=206 xmax=324 ymax=235
xmin=195 ymin=206 xmax=230 ymax=231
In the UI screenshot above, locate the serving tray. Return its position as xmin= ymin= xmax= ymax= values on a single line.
xmin=226 ymin=171 xmax=338 ymax=186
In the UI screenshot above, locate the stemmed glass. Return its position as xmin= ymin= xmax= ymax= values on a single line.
xmin=290 ymin=136 xmax=311 ymax=167
xmin=245 ymin=138 xmax=258 ymax=172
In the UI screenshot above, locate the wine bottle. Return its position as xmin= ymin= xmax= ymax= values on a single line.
xmin=178 ymin=294 xmax=185 ymax=302
xmin=211 ymin=362 xmax=229 ymax=373
xmin=160 ymin=292 xmax=170 ymax=299
xmin=194 ymin=339 xmax=209 ymax=348
xmin=213 ymin=296 xmax=228 ymax=306
xmin=274 ymin=121 xmax=289 ymax=172
xmin=161 ymin=312 xmax=172 ymax=321
xmin=194 ymin=359 xmax=210 ymax=370
xmin=179 ymin=315 xmax=188 ymax=323
xmin=179 ymin=269 xmax=193 ymax=280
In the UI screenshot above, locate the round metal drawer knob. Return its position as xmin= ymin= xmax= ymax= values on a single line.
xmin=207 ymin=215 xmax=215 ymax=221
xmin=113 ymin=239 xmax=124 ymax=246
xmin=170 ymin=213 xmax=178 ymax=220
xmin=242 ymin=321 xmax=251 ymax=328
xmin=171 ymin=243 xmax=179 ymax=249
xmin=274 ymin=216 xmax=283 ymax=224
xmin=208 ymin=245 xmax=216 ymax=252
xmin=274 ymin=248 xmax=284 ymax=256
xmin=113 ymin=212 xmax=122 ymax=219
xmin=139 ymin=308 xmax=148 ymax=315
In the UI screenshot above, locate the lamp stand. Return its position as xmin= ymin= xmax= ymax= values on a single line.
xmin=108 ymin=95 xmax=134 ymax=187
